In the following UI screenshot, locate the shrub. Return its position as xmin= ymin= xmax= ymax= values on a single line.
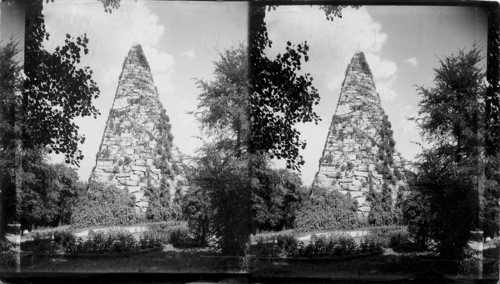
xmin=108 ymin=230 xmax=137 ymax=253
xmin=139 ymin=230 xmax=163 ymax=249
xmin=329 ymin=233 xmax=357 ymax=256
xmin=144 ymin=224 xmax=173 ymax=245
xmin=0 ymin=239 xmax=16 ymax=267
xmin=254 ymin=235 xmax=278 ymax=257
xmin=294 ymin=187 xmax=358 ymax=233
xmin=298 ymin=233 xmax=357 ymax=257
xmin=276 ymin=234 xmax=299 ymax=256
xmin=181 ymin=186 xmax=211 ymax=246
xmin=70 ymin=181 xmax=138 ymax=228
xmin=359 ymin=233 xmax=384 ymax=253
xmin=53 ymin=230 xmax=76 ymax=248
xmin=388 ymin=228 xmax=415 ymax=252
xmin=169 ymin=225 xmax=190 ymax=247
xmin=28 ymin=232 xmax=51 ymax=253
xmin=63 ymin=229 xmax=140 ymax=254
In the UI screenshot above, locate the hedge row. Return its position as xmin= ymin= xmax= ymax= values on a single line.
xmin=253 ymin=227 xmax=416 ymax=258
xmin=22 ymin=224 xmax=190 ymax=255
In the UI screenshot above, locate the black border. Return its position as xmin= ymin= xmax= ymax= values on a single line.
xmin=1 ymin=0 xmax=499 ymax=283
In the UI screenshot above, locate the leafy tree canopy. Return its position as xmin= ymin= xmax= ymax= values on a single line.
xmin=193 ymin=44 xmax=249 ymax=156
xmin=249 ymin=5 xmax=358 ymax=170
xmin=24 ymin=0 xmax=100 ymax=165
xmin=414 ymin=44 xmax=485 ymax=161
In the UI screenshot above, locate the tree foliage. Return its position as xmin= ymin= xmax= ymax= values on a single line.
xmin=193 ymin=45 xmax=249 ymax=156
xmin=408 ymin=45 xmax=494 ymax=258
xmin=249 ymin=6 xmax=321 ymax=170
xmin=192 ymin=142 xmax=251 ymax=255
xmin=249 ymin=5 xmax=358 ymax=170
xmin=181 ymin=186 xmax=211 ymax=246
xmin=294 ymin=186 xmax=358 ymax=233
xmin=0 ymin=1 xmax=101 ymax=237
xmin=192 ymin=45 xmax=251 ymax=254
xmin=251 ymin=163 xmax=307 ymax=232
xmin=415 ymin=45 xmax=485 ymax=161
xmin=16 ymin=145 xmax=85 ymax=230
xmin=403 ymin=150 xmax=476 ymax=258
xmin=0 ymin=40 xmax=23 ymax=235
xmin=24 ymin=0 xmax=100 ymax=165
xmin=144 ymin=183 xmax=182 ymax=223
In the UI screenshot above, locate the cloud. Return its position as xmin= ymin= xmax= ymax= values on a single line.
xmin=365 ymin=53 xmax=397 ymax=79
xmin=404 ymin=57 xmax=418 ymax=66
xmin=43 ymin=0 xmax=175 ymax=96
xmin=181 ymin=49 xmax=196 ymax=59
xmin=377 ymin=76 xmax=398 ymax=101
xmin=265 ymin=6 xmax=397 ymax=95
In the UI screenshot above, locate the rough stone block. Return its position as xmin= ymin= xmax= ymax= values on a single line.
xmin=353 ymin=171 xmax=368 ymax=177
xmin=131 ymin=165 xmax=147 ymax=172
xmin=125 ymin=179 xmax=139 ymax=186
xmin=127 ymin=186 xmax=141 ymax=193
xmin=133 ymin=191 xmax=145 ymax=201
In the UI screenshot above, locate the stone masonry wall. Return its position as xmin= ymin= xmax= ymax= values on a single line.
xmin=313 ymin=51 xmax=407 ymax=219
xmin=90 ymin=44 xmax=187 ymax=216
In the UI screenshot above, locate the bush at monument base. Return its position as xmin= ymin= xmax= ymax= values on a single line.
xmin=294 ymin=187 xmax=358 ymax=233
xmin=70 ymin=182 xmax=138 ymax=228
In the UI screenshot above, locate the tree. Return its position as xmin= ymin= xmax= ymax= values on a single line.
xmin=192 ymin=142 xmax=251 ymax=255
xmin=18 ymin=158 xmax=85 ymax=230
xmin=24 ymin=0 xmax=100 ymax=166
xmin=415 ymin=45 xmax=484 ymax=162
xmin=193 ymin=45 xmax=249 ymax=156
xmin=252 ymin=164 xmax=307 ymax=232
xmin=404 ymin=149 xmax=476 ymax=258
xmin=249 ymin=6 xmax=320 ymax=170
xmin=0 ymin=40 xmax=22 ymax=237
xmin=1 ymin=1 xmax=101 ymax=238
xmin=409 ymin=45 xmax=496 ymax=257
xmin=192 ymin=45 xmax=251 ymax=254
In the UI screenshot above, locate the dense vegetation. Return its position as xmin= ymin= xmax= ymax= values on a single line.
xmin=70 ymin=182 xmax=137 ymax=228
xmin=294 ymin=187 xmax=358 ymax=233
xmin=403 ymin=45 xmax=499 ymax=258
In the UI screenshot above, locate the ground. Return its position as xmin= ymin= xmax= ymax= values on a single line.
xmin=0 ymin=244 xmax=495 ymax=281
xmin=1 ymin=225 xmax=498 ymax=281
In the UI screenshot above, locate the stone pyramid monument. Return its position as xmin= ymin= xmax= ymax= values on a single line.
xmin=90 ymin=44 xmax=187 ymax=215
xmin=312 ymin=51 xmax=407 ymax=219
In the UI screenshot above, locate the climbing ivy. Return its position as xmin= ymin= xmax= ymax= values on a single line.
xmin=143 ymin=108 xmax=187 ymax=222
xmin=367 ymin=182 xmax=394 ymax=226
xmin=144 ymin=168 xmax=182 ymax=222
xmin=368 ymin=114 xmax=402 ymax=225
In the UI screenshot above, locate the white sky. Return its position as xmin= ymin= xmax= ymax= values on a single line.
xmin=42 ymin=0 xmax=248 ymax=181
xmin=265 ymin=5 xmax=487 ymax=185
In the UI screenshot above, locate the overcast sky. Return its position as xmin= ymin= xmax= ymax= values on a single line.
xmin=42 ymin=0 xmax=248 ymax=181
xmin=265 ymin=5 xmax=488 ymax=185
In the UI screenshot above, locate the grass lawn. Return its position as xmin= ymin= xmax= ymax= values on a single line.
xmin=3 ymin=244 xmax=494 ymax=281
xmin=249 ymin=250 xmax=499 ymax=280
xmin=15 ymin=248 xmax=248 ymax=273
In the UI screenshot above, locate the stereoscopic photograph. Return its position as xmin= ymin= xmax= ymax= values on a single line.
xmin=0 ymin=0 xmax=499 ymax=283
